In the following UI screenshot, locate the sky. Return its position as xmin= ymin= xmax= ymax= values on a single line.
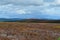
xmin=0 ymin=0 xmax=60 ymax=19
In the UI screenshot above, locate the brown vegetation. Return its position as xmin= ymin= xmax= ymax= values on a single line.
xmin=0 ymin=22 xmax=60 ymax=40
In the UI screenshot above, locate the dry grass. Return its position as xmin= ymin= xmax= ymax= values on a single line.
xmin=0 ymin=22 xmax=60 ymax=40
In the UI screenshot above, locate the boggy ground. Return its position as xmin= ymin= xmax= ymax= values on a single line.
xmin=0 ymin=22 xmax=60 ymax=40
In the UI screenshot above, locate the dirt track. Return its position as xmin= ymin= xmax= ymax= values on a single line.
xmin=0 ymin=22 xmax=60 ymax=40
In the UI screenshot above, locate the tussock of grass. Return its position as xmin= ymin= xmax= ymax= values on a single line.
xmin=58 ymin=37 xmax=60 ymax=40
xmin=52 ymin=26 xmax=60 ymax=28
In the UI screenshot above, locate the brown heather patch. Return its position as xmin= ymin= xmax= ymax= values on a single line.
xmin=0 ymin=22 xmax=60 ymax=40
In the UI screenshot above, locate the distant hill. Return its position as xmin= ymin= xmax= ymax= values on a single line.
xmin=0 ymin=18 xmax=21 ymax=22
xmin=16 ymin=19 xmax=60 ymax=23
xmin=0 ymin=18 xmax=60 ymax=23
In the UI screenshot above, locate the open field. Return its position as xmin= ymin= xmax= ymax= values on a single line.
xmin=0 ymin=22 xmax=60 ymax=40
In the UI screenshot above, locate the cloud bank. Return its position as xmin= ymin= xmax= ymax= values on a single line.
xmin=0 ymin=0 xmax=60 ymax=19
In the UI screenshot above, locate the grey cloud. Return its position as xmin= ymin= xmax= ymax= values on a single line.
xmin=0 ymin=0 xmax=57 ymax=7
xmin=0 ymin=0 xmax=60 ymax=19
xmin=0 ymin=0 xmax=43 ymax=6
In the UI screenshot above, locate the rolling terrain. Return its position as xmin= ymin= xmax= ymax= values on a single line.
xmin=0 ymin=18 xmax=60 ymax=23
xmin=0 ymin=22 xmax=60 ymax=40
xmin=16 ymin=19 xmax=60 ymax=23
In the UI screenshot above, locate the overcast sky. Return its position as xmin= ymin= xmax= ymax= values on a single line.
xmin=0 ymin=0 xmax=60 ymax=19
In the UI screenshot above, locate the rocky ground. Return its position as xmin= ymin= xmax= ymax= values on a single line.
xmin=0 ymin=22 xmax=60 ymax=40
